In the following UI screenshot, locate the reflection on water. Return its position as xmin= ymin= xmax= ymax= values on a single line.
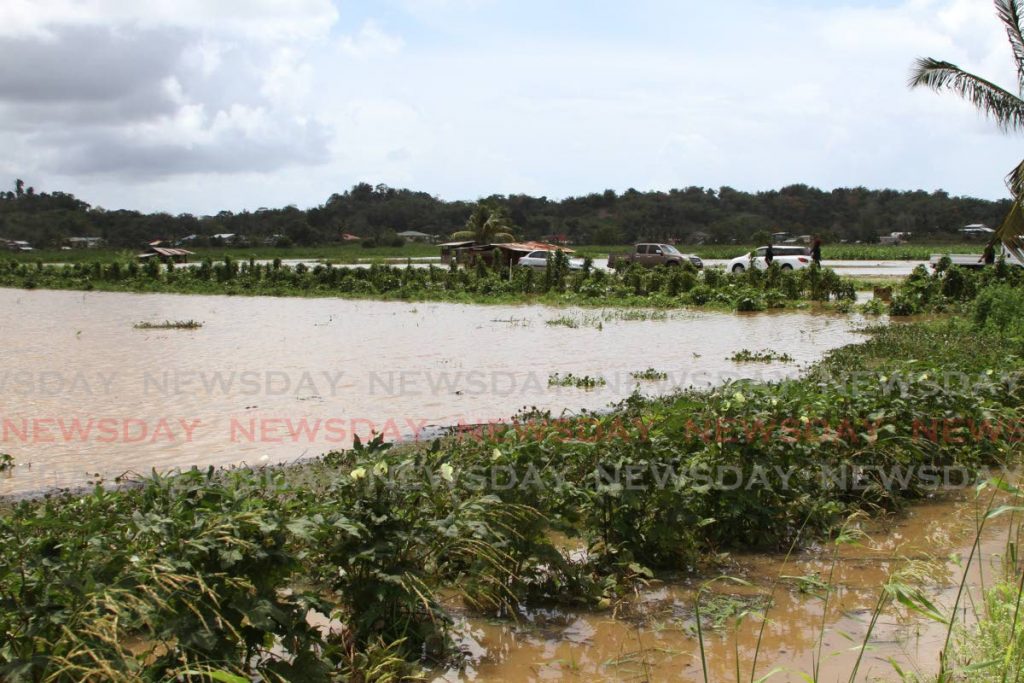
xmin=1 ymin=288 xmax=869 ymax=495
xmin=436 ymin=492 xmax=1014 ymax=682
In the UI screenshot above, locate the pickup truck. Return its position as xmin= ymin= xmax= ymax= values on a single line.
xmin=608 ymin=243 xmax=703 ymax=269
xmin=929 ymin=243 xmax=1024 ymax=269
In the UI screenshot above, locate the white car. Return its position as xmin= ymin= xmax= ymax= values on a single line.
xmin=727 ymin=246 xmax=812 ymax=273
xmin=517 ymin=250 xmax=585 ymax=271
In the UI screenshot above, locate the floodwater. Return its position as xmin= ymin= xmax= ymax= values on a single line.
xmin=435 ymin=489 xmax=1017 ymax=682
xmin=0 ymin=288 xmax=870 ymax=495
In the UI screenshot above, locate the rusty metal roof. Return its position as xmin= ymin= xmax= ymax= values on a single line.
xmin=492 ymin=241 xmax=576 ymax=253
xmin=139 ymin=246 xmax=194 ymax=257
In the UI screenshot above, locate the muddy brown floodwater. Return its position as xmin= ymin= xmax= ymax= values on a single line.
xmin=435 ymin=490 xmax=1017 ymax=682
xmin=0 ymin=288 xmax=873 ymax=496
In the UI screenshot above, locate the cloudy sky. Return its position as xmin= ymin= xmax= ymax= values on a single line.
xmin=0 ymin=0 xmax=1020 ymax=214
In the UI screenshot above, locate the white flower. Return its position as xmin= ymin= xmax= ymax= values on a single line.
xmin=919 ymin=373 xmax=929 ymax=381
xmin=350 ymin=467 xmax=367 ymax=480
xmin=491 ymin=448 xmax=503 ymax=461
xmin=439 ymin=463 xmax=455 ymax=482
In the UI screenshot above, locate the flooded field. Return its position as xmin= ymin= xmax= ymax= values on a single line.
xmin=436 ymin=490 xmax=1013 ymax=682
xmin=0 ymin=288 xmax=871 ymax=495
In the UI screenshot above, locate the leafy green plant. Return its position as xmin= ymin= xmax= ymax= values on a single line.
xmin=727 ymin=349 xmax=795 ymax=362
xmin=547 ymin=372 xmax=607 ymax=388
xmin=629 ymin=368 xmax=668 ymax=381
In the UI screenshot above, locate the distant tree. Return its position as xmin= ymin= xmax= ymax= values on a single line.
xmin=450 ymin=203 xmax=516 ymax=244
xmin=910 ymin=0 xmax=1024 ymax=244
xmin=15 ymin=179 xmax=23 ymax=197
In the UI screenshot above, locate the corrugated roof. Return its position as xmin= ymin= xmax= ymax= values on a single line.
xmin=492 ymin=241 xmax=576 ymax=253
xmin=139 ymin=246 xmax=194 ymax=257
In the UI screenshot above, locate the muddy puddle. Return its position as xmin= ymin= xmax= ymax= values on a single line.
xmin=0 ymin=288 xmax=876 ymax=495
xmin=434 ymin=489 xmax=1017 ymax=682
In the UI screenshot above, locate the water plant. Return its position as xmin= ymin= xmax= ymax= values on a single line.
xmin=547 ymin=372 xmax=607 ymax=388
xmin=132 ymin=320 xmax=204 ymax=330
xmin=727 ymin=349 xmax=795 ymax=362
xmin=629 ymin=368 xmax=669 ymax=381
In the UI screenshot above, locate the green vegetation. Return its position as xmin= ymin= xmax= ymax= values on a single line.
xmin=938 ymin=532 xmax=1024 ymax=682
xmin=886 ymin=259 xmax=1024 ymax=316
xmin=728 ymin=349 xmax=795 ymax=363
xmin=449 ymin=203 xmax=516 ymax=243
xmin=629 ymin=368 xmax=669 ymax=381
xmin=0 ymin=176 xmax=1009 ymax=252
xmin=0 ymin=453 xmax=12 ymax=472
xmin=0 ymin=258 xmax=858 ymax=312
xmin=3 ymin=275 xmax=1022 ymax=678
xmin=133 ymin=320 xmax=203 ymax=330
xmin=547 ymin=372 xmax=607 ymax=388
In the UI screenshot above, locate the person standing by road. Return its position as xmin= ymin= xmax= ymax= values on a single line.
xmin=765 ymin=243 xmax=775 ymax=267
xmin=980 ymin=241 xmax=996 ymax=265
xmin=811 ymin=237 xmax=822 ymax=266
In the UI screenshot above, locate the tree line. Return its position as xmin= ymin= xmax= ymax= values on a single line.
xmin=0 ymin=179 xmax=1010 ymax=248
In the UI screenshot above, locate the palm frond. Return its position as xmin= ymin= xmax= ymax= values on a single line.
xmin=996 ymin=0 xmax=1024 ymax=92
xmin=995 ymin=196 xmax=1024 ymax=251
xmin=1006 ymin=158 xmax=1024 ymax=198
xmin=909 ymin=58 xmax=1024 ymax=131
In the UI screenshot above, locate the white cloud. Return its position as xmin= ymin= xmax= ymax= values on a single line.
xmin=338 ymin=20 xmax=404 ymax=60
xmin=0 ymin=1 xmax=337 ymax=182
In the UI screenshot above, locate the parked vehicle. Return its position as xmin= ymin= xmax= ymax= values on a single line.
xmin=516 ymin=250 xmax=585 ymax=271
xmin=929 ymin=243 xmax=1024 ymax=269
xmin=608 ymin=243 xmax=703 ymax=269
xmin=727 ymin=245 xmax=811 ymax=273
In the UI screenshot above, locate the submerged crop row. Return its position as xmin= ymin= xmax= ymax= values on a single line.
xmin=0 ymin=257 xmax=857 ymax=311
xmin=2 ymin=278 xmax=1022 ymax=681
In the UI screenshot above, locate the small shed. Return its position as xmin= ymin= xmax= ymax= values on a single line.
xmin=137 ymin=245 xmax=194 ymax=263
xmin=455 ymin=241 xmax=575 ymax=267
xmin=438 ymin=240 xmax=475 ymax=264
xmin=960 ymin=224 xmax=994 ymax=239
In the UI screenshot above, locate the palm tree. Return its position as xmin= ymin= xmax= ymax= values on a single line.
xmin=910 ymin=0 xmax=1024 ymax=248
xmin=450 ymin=203 xmax=517 ymax=244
